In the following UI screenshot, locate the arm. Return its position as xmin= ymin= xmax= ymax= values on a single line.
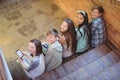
xmin=19 ymin=54 xmax=39 ymax=71
xmin=25 ymin=57 xmax=39 ymax=71
xmin=19 ymin=58 xmax=29 ymax=70
xmin=39 ymin=54 xmax=45 ymax=73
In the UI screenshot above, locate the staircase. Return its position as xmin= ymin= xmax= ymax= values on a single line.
xmin=34 ymin=44 xmax=120 ymax=80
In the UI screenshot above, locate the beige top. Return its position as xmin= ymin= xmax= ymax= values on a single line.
xmin=60 ymin=35 xmax=73 ymax=58
xmin=62 ymin=44 xmax=73 ymax=58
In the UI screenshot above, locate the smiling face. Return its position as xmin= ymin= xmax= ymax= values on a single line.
xmin=28 ymin=42 xmax=36 ymax=55
xmin=92 ymin=9 xmax=102 ymax=19
xmin=77 ymin=13 xmax=84 ymax=25
xmin=47 ymin=34 xmax=57 ymax=44
xmin=60 ymin=21 xmax=68 ymax=33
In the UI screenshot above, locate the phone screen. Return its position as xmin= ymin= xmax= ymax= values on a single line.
xmin=16 ymin=49 xmax=24 ymax=58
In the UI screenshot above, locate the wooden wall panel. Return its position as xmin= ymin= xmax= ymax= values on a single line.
xmin=53 ymin=0 xmax=120 ymax=48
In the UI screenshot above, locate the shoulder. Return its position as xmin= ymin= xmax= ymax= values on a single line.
xmin=39 ymin=54 xmax=44 ymax=58
xmin=34 ymin=54 xmax=43 ymax=59
xmin=33 ymin=54 xmax=44 ymax=62
xmin=52 ymin=41 xmax=61 ymax=46
xmin=93 ymin=17 xmax=103 ymax=24
xmin=51 ymin=41 xmax=63 ymax=51
xmin=33 ymin=56 xmax=40 ymax=61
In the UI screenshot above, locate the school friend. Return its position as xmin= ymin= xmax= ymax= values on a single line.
xmin=60 ymin=18 xmax=77 ymax=58
xmin=90 ymin=6 xmax=107 ymax=48
xmin=18 ymin=39 xmax=45 ymax=79
xmin=75 ymin=11 xmax=90 ymax=53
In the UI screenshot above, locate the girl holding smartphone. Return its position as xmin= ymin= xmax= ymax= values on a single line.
xmin=18 ymin=39 xmax=45 ymax=79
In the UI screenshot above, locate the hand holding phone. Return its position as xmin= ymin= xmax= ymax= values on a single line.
xmin=16 ymin=49 xmax=24 ymax=58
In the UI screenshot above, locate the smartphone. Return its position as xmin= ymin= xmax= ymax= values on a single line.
xmin=16 ymin=49 xmax=24 ymax=58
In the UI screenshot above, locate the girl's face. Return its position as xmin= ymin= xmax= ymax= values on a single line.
xmin=28 ymin=42 xmax=36 ymax=54
xmin=47 ymin=34 xmax=57 ymax=44
xmin=60 ymin=21 xmax=68 ymax=32
xmin=77 ymin=14 xmax=84 ymax=25
xmin=92 ymin=9 xmax=102 ymax=19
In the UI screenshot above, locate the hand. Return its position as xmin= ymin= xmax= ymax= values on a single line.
xmin=59 ymin=36 xmax=66 ymax=44
xmin=16 ymin=58 xmax=23 ymax=63
xmin=22 ymin=51 xmax=29 ymax=56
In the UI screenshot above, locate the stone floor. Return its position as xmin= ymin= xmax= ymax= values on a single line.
xmin=0 ymin=0 xmax=66 ymax=79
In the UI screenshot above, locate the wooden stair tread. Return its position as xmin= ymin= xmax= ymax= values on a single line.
xmin=96 ymin=49 xmax=120 ymax=70
xmin=96 ymin=62 xmax=120 ymax=80
xmin=67 ymin=44 xmax=110 ymax=68
xmin=82 ymin=44 xmax=110 ymax=64
xmin=34 ymin=45 xmax=120 ymax=80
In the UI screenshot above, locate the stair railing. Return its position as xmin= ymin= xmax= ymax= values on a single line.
xmin=0 ymin=48 xmax=13 ymax=80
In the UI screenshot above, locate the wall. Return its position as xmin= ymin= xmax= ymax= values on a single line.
xmin=53 ymin=0 xmax=120 ymax=48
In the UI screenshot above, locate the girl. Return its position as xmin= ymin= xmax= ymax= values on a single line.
xmin=90 ymin=6 xmax=106 ymax=48
xmin=18 ymin=39 xmax=45 ymax=79
xmin=76 ymin=11 xmax=90 ymax=53
xmin=60 ymin=18 xmax=77 ymax=58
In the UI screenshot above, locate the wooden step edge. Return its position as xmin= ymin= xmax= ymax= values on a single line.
xmin=114 ymin=48 xmax=120 ymax=56
xmin=99 ymin=44 xmax=111 ymax=52
xmin=105 ymin=49 xmax=120 ymax=64
xmin=106 ymin=40 xmax=116 ymax=51
xmin=116 ymin=48 xmax=120 ymax=53
xmin=88 ymin=44 xmax=111 ymax=53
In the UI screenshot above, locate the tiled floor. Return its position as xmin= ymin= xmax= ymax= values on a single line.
xmin=0 ymin=0 xmax=66 ymax=79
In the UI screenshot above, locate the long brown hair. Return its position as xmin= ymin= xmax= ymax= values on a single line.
xmin=30 ymin=39 xmax=42 ymax=56
xmin=61 ymin=18 xmax=77 ymax=53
